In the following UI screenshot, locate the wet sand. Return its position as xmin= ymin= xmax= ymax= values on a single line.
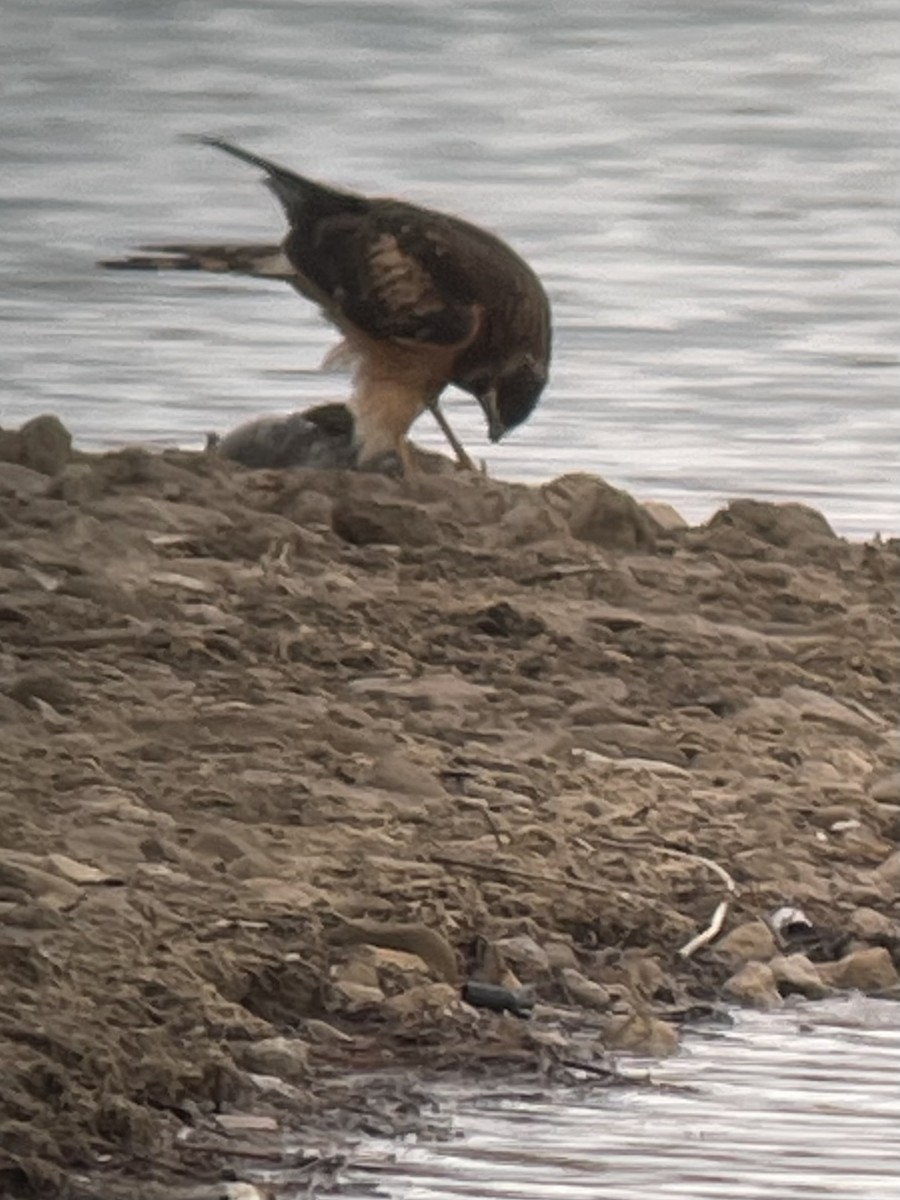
xmin=0 ymin=415 xmax=897 ymax=1198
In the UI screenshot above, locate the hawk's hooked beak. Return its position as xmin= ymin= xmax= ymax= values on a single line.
xmin=480 ymin=387 xmax=505 ymax=443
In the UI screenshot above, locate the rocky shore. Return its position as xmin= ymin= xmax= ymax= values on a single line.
xmin=1 ymin=415 xmax=897 ymax=1199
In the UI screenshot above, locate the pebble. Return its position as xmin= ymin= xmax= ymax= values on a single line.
xmin=716 ymin=920 xmax=777 ymax=962
xmin=238 ymin=1036 xmax=309 ymax=1084
xmin=723 ymin=962 xmax=783 ymax=1009
xmin=768 ymin=953 xmax=831 ymax=999
xmin=847 ymin=907 xmax=897 ymax=943
xmin=817 ymin=947 xmax=900 ymax=992
xmin=560 ymin=968 xmax=612 ymax=1012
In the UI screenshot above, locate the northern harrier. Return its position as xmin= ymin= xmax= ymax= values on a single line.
xmin=102 ymin=138 xmax=552 ymax=474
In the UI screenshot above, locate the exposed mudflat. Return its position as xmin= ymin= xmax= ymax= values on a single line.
xmin=0 ymin=415 xmax=897 ymax=1199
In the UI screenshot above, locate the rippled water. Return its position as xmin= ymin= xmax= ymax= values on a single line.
xmin=2 ymin=0 xmax=898 ymax=534
xmin=339 ymin=1000 xmax=900 ymax=1200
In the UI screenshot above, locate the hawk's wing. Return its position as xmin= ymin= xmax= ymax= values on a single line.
xmin=287 ymin=206 xmax=483 ymax=350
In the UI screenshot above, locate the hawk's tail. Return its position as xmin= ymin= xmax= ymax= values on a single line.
xmin=191 ymin=135 xmax=366 ymax=221
xmin=99 ymin=242 xmax=295 ymax=280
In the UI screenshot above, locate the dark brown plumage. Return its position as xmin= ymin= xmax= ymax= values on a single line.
xmin=103 ymin=137 xmax=552 ymax=471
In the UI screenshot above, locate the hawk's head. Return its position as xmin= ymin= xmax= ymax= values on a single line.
xmin=469 ymin=354 xmax=548 ymax=443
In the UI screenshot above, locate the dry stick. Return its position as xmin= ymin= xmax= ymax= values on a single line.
xmin=678 ymin=899 xmax=730 ymax=959
xmin=430 ymin=852 xmax=647 ymax=904
xmin=433 ymin=837 xmax=738 ymax=959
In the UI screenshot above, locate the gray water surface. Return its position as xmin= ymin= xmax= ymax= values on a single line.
xmin=340 ymin=1000 xmax=900 ymax=1200
xmin=2 ymin=0 xmax=899 ymax=534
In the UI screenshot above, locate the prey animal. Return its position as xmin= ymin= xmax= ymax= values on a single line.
xmin=102 ymin=138 xmax=552 ymax=474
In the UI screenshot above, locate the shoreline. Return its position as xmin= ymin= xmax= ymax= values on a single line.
xmin=0 ymin=415 xmax=897 ymax=1197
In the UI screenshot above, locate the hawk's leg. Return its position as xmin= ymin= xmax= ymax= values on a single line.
xmin=427 ymin=400 xmax=476 ymax=472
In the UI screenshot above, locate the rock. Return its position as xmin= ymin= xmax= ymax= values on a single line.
xmin=2 ymin=414 xmax=72 ymax=475
xmin=43 ymin=853 xmax=118 ymax=886
xmin=817 ymin=947 xmax=900 ymax=992
xmin=769 ymin=954 xmax=830 ymax=999
xmin=780 ymin=686 xmax=888 ymax=739
xmin=494 ymin=934 xmax=551 ymax=980
xmin=238 ymin=1036 xmax=310 ymax=1083
xmin=381 ymin=982 xmax=461 ymax=1021
xmin=367 ymin=750 xmax=446 ymax=798
xmin=348 ymin=671 xmax=494 ymax=713
xmin=7 ymin=670 xmax=80 ymax=712
xmin=544 ymin=940 xmax=579 ymax=971
xmin=0 ymin=853 xmax=82 ymax=911
xmin=560 ymin=968 xmax=612 ymax=1012
xmin=543 ymin=473 xmax=659 ymax=550
xmin=328 ymin=978 xmax=386 ymax=1012
xmin=640 ymin=500 xmax=688 ymax=531
xmin=602 ymin=1012 xmax=679 ymax=1056
xmin=703 ymin=498 xmax=838 ymax=552
xmin=303 ymin=1018 xmax=353 ymax=1044
xmin=370 ymin=946 xmax=434 ymax=993
xmin=716 ymin=920 xmax=777 ymax=963
xmin=723 ymin=962 xmax=783 ymax=1009
xmin=847 ymin=907 xmax=897 ymax=943
xmin=332 ymin=495 xmax=439 ymax=547
xmin=0 ymin=461 xmax=48 ymax=498
xmin=873 ymin=850 xmax=899 ymax=885
xmin=45 ymin=462 xmax=102 ymax=503
xmin=332 ymin=952 xmax=381 ymax=990
xmin=869 ymin=772 xmax=898 ymax=804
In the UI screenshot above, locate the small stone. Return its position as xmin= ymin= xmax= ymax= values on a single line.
xmin=817 ymin=947 xmax=899 ymax=992
xmin=602 ymin=1013 xmax=679 ymax=1056
xmin=769 ymin=954 xmax=830 ymax=999
xmin=370 ymin=946 xmax=433 ymax=978
xmin=847 ymin=907 xmax=897 ymax=943
xmin=494 ymin=934 xmax=551 ymax=980
xmin=717 ymin=920 xmax=777 ymax=963
xmin=45 ymin=462 xmax=101 ymax=503
xmin=238 ymin=1036 xmax=309 ymax=1084
xmin=328 ymin=978 xmax=386 ymax=1012
xmin=331 ymin=953 xmax=380 ymax=990
xmin=222 ymin=1184 xmax=269 ymax=1200
xmin=0 ymin=854 xmax=82 ymax=911
xmin=0 ymin=461 xmax=48 ymax=498
xmin=543 ymin=473 xmax=658 ymax=550
xmin=7 ymin=670 xmax=79 ymax=712
xmin=872 ymin=849 xmax=900 ymax=884
xmin=380 ymin=982 xmax=461 ymax=1021
xmin=869 ymin=772 xmax=898 ymax=804
xmin=640 ymin=500 xmax=688 ymax=531
xmin=303 ymin=1018 xmax=353 ymax=1044
xmin=723 ymin=962 xmax=783 ymax=1009
xmin=544 ymin=940 xmax=579 ymax=971
xmin=560 ymin=968 xmax=612 ymax=1012
xmin=17 ymin=414 xmax=72 ymax=475
xmin=780 ymin=686 xmax=887 ymax=739
xmin=44 ymin=853 xmax=117 ymax=885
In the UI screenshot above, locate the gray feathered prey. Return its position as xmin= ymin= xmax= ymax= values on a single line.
xmin=102 ymin=137 xmax=552 ymax=473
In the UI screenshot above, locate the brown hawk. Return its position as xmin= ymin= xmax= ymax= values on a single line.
xmin=102 ymin=137 xmax=552 ymax=473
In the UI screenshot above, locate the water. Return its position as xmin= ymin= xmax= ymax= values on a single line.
xmin=2 ymin=0 xmax=898 ymax=535
xmin=338 ymin=1000 xmax=900 ymax=1200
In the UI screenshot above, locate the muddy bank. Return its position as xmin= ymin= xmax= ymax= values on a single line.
xmin=0 ymin=415 xmax=897 ymax=1198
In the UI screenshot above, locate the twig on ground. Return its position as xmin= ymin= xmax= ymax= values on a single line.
xmin=678 ymin=899 xmax=730 ymax=959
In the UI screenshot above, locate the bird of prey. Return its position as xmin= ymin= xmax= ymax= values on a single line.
xmin=102 ymin=137 xmax=552 ymax=474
